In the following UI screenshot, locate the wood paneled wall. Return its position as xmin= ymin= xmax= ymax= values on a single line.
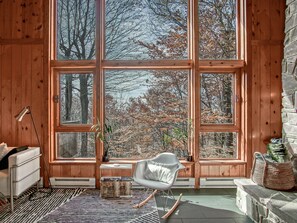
xmin=0 ymin=0 xmax=50 ymax=184
xmin=0 ymin=0 xmax=45 ymax=146
xmin=247 ymin=0 xmax=285 ymax=175
xmin=0 ymin=0 xmax=285 ymax=185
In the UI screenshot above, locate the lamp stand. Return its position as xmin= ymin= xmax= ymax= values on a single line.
xmin=15 ymin=106 xmax=52 ymax=200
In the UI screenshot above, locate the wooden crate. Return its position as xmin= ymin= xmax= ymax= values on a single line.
xmin=100 ymin=178 xmax=132 ymax=198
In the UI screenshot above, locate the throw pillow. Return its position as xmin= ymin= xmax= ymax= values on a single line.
xmin=0 ymin=142 xmax=11 ymax=162
xmin=0 ymin=146 xmax=28 ymax=170
xmin=145 ymin=160 xmax=178 ymax=184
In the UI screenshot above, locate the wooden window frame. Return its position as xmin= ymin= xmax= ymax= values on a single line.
xmin=49 ymin=0 xmax=246 ymax=165
xmin=52 ymin=68 xmax=96 ymax=161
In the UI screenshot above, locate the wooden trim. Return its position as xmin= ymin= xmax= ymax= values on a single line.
xmin=51 ymin=0 xmax=57 ymax=60
xmin=200 ymin=160 xmax=246 ymax=165
xmin=200 ymin=126 xmax=240 ymax=132
xmin=52 ymin=67 xmax=96 ymax=73
xmin=50 ymin=161 xmax=96 ymax=164
xmin=96 ymin=0 xmax=105 ymax=188
xmin=199 ymin=60 xmax=245 ymax=69
xmin=235 ymin=69 xmax=241 ymax=130
xmin=55 ymin=126 xmax=93 ymax=132
xmin=43 ymin=0 xmax=51 ymax=187
xmin=51 ymin=60 xmax=96 ymax=68
xmin=102 ymin=60 xmax=192 ymax=69
xmin=49 ymin=59 xmax=245 ymax=70
xmin=245 ymin=0 xmax=252 ymax=178
xmin=191 ymin=0 xmax=200 ymax=189
xmin=237 ymin=0 xmax=241 ymax=59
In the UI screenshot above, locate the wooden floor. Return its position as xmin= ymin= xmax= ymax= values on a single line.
xmin=156 ymin=188 xmax=253 ymax=223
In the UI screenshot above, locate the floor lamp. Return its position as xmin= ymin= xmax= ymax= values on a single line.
xmin=15 ymin=106 xmax=52 ymax=200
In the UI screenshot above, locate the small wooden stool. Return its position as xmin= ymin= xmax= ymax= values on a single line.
xmin=100 ymin=177 xmax=132 ymax=198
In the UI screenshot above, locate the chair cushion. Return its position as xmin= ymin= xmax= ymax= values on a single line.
xmin=0 ymin=146 xmax=28 ymax=170
xmin=134 ymin=177 xmax=171 ymax=190
xmin=144 ymin=160 xmax=178 ymax=184
xmin=0 ymin=143 xmax=11 ymax=161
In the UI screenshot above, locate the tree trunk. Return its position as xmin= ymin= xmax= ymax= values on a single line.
xmin=65 ymin=75 xmax=73 ymax=121
xmin=80 ymin=75 xmax=89 ymax=157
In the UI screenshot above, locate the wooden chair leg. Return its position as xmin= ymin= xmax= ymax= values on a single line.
xmin=161 ymin=193 xmax=183 ymax=219
xmin=133 ymin=189 xmax=158 ymax=208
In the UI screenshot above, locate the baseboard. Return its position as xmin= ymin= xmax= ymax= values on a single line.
xmin=200 ymin=178 xmax=237 ymax=188
xmin=50 ymin=177 xmax=96 ymax=188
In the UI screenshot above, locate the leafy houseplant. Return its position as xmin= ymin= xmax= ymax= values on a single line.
xmin=91 ymin=118 xmax=113 ymax=162
xmin=162 ymin=120 xmax=193 ymax=161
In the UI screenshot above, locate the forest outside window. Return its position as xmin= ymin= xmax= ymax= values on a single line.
xmin=105 ymin=70 xmax=189 ymax=159
xmin=198 ymin=0 xmax=237 ymax=59
xmin=54 ymin=72 xmax=95 ymax=159
xmin=105 ymin=0 xmax=188 ymax=60
xmin=200 ymin=72 xmax=235 ymax=125
xmin=57 ymin=0 xmax=95 ymax=60
xmin=52 ymin=0 xmax=243 ymax=162
xmin=200 ymin=71 xmax=241 ymax=159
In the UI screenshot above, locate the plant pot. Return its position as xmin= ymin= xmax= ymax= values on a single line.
xmin=103 ymin=155 xmax=109 ymax=162
xmin=187 ymin=155 xmax=193 ymax=162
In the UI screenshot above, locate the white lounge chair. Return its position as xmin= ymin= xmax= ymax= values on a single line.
xmin=133 ymin=152 xmax=185 ymax=219
xmin=0 ymin=147 xmax=40 ymax=212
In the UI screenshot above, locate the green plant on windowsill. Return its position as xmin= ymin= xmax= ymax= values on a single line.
xmin=162 ymin=120 xmax=193 ymax=161
xmin=91 ymin=118 xmax=113 ymax=162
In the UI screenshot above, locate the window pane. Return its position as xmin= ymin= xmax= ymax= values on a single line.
xmin=105 ymin=0 xmax=188 ymax=60
xmin=105 ymin=70 xmax=189 ymax=159
xmin=200 ymin=132 xmax=237 ymax=158
xmin=60 ymin=73 xmax=93 ymax=125
xmin=56 ymin=132 xmax=95 ymax=158
xmin=57 ymin=0 xmax=95 ymax=60
xmin=199 ymin=0 xmax=237 ymax=59
xmin=200 ymin=73 xmax=233 ymax=124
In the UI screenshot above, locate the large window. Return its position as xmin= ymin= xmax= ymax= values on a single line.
xmin=105 ymin=70 xmax=189 ymax=159
xmin=57 ymin=0 xmax=96 ymax=60
xmin=54 ymin=71 xmax=95 ymax=159
xmin=51 ymin=0 xmax=243 ymax=161
xmin=199 ymin=0 xmax=237 ymax=59
xmin=105 ymin=0 xmax=188 ymax=60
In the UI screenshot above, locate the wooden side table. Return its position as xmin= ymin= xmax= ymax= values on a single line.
xmin=99 ymin=164 xmax=133 ymax=198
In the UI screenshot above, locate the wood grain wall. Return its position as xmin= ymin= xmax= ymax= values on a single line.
xmin=0 ymin=0 xmax=51 ymax=184
xmin=0 ymin=0 xmax=45 ymax=144
xmin=0 ymin=0 xmax=285 ymax=185
xmin=247 ymin=0 xmax=285 ymax=175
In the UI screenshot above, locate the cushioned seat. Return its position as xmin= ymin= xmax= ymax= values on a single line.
xmin=133 ymin=152 xmax=185 ymax=219
xmin=133 ymin=177 xmax=170 ymax=190
xmin=0 ymin=147 xmax=40 ymax=212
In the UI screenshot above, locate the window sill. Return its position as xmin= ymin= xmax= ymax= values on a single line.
xmin=199 ymin=160 xmax=246 ymax=165
xmin=50 ymin=160 xmax=96 ymax=164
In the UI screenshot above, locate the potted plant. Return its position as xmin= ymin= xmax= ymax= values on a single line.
xmin=162 ymin=120 xmax=193 ymax=161
xmin=91 ymin=118 xmax=113 ymax=162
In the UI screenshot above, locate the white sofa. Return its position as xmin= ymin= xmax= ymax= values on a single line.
xmin=0 ymin=147 xmax=40 ymax=212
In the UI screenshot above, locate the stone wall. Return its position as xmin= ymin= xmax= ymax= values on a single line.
xmin=283 ymin=0 xmax=297 ymax=181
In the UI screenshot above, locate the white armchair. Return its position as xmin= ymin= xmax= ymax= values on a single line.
xmin=133 ymin=152 xmax=185 ymax=219
xmin=0 ymin=147 xmax=40 ymax=212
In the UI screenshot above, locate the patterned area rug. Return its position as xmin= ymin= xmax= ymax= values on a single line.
xmin=0 ymin=188 xmax=160 ymax=223
xmin=0 ymin=188 xmax=84 ymax=223
xmin=39 ymin=189 xmax=160 ymax=223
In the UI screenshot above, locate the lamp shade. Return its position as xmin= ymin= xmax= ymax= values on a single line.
xmin=15 ymin=107 xmax=30 ymax=122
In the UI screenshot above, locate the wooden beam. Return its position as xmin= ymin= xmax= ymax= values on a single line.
xmin=51 ymin=60 xmax=96 ymax=68
xmin=199 ymin=60 xmax=245 ymax=69
xmin=102 ymin=60 xmax=192 ymax=69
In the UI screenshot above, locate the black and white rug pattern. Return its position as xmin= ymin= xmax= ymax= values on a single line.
xmin=0 ymin=188 xmax=160 ymax=223
xmin=0 ymin=188 xmax=84 ymax=223
xmin=39 ymin=189 xmax=160 ymax=223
